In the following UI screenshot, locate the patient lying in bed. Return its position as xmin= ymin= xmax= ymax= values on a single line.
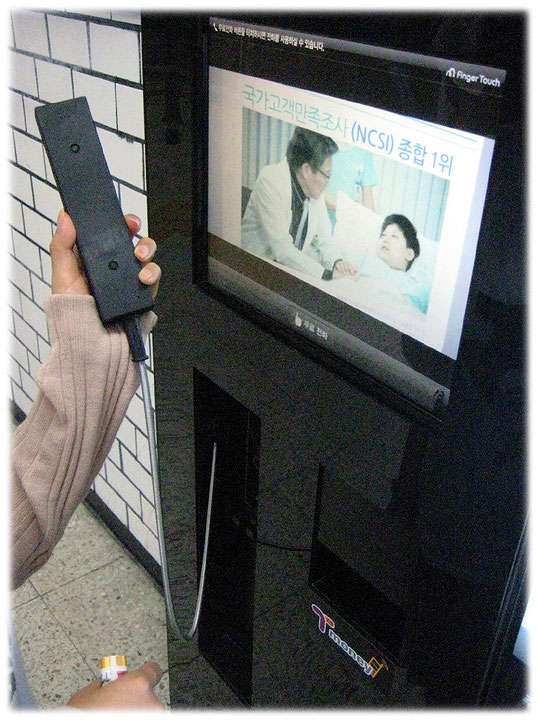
xmin=332 ymin=192 xmax=436 ymax=314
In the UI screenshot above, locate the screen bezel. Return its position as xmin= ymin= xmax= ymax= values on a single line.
xmin=191 ymin=12 xmax=518 ymax=427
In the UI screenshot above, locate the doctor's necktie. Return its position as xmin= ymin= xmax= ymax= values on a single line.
xmin=294 ymin=198 xmax=309 ymax=250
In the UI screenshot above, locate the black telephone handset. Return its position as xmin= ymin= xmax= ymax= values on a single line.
xmin=35 ymin=97 xmax=154 ymax=327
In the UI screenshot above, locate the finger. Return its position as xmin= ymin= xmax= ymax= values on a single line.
xmin=132 ymin=662 xmax=163 ymax=689
xmin=124 ymin=214 xmax=141 ymax=237
xmin=134 ymin=236 xmax=157 ymax=263
xmin=139 ymin=262 xmax=161 ymax=299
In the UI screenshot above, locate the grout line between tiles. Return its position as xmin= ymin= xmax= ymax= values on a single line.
xmin=31 ymin=554 xmax=131 ymax=600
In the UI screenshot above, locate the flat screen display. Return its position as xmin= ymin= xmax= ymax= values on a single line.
xmin=199 ymin=16 xmax=506 ymax=414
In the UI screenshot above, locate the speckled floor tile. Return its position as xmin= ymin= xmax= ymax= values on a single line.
xmin=42 ymin=554 xmax=168 ymax=685
xmin=11 ymin=577 xmax=39 ymax=608
xmin=11 ymin=596 xmax=96 ymax=708
xmin=11 ymin=503 xmax=170 ymax=708
xmin=29 ymin=503 xmax=125 ymax=595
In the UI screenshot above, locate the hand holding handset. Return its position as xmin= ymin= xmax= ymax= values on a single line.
xmin=35 ymin=96 xmax=184 ymax=641
xmin=35 ymin=97 xmax=154 ymax=327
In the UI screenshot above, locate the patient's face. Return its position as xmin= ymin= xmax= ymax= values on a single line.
xmin=376 ymin=223 xmax=415 ymax=271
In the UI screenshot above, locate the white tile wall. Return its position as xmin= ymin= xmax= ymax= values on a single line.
xmin=97 ymin=127 xmax=145 ymax=187
xmin=48 ymin=15 xmax=91 ymax=68
xmin=89 ymin=23 xmax=140 ymax=83
xmin=116 ymin=84 xmax=145 ymax=139
xmin=11 ymin=10 xmax=49 ymax=57
xmin=10 ymin=164 xmax=33 ymax=205
xmin=73 ymin=71 xmax=117 ymax=127
xmin=9 ymin=89 xmax=26 ymax=128
xmin=35 ymin=58 xmax=73 ymax=103
xmin=9 ymin=50 xmax=39 ymax=95
xmin=8 ymin=9 xmax=160 ymax=566
xmin=13 ymin=130 xmax=46 ymax=177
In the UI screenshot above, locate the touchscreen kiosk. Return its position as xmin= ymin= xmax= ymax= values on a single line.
xmin=194 ymin=16 xmax=507 ymax=416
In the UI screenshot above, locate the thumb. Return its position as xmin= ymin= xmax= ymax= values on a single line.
xmin=50 ymin=209 xmax=76 ymax=253
xmin=50 ymin=210 xmax=90 ymax=295
xmin=131 ymin=661 xmax=163 ymax=689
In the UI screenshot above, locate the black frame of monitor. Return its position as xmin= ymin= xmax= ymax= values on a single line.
xmin=189 ymin=12 xmax=524 ymax=427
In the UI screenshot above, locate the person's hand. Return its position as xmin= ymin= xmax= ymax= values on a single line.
xmin=51 ymin=210 xmax=161 ymax=299
xmin=67 ymin=661 xmax=164 ymax=710
xmin=332 ymin=259 xmax=358 ymax=280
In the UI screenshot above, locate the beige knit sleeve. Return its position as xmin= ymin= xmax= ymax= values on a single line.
xmin=11 ymin=294 xmax=157 ymax=589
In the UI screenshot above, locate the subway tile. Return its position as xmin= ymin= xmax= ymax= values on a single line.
xmin=37 ymin=334 xmax=51 ymax=365
xmin=13 ymin=231 xmax=42 ymax=276
xmin=116 ymin=416 xmax=137 ymax=456
xmin=8 ymin=354 xmax=23 ymax=388
xmin=9 ymin=257 xmax=32 ymax=296
xmin=8 ymin=305 xmax=16 ymax=334
xmin=11 ymin=10 xmax=49 ymax=57
xmin=23 ymin=97 xmax=43 ymax=138
xmin=8 ymin=331 xmax=31 ymax=372
xmin=7 ymin=128 xmax=16 ymax=164
xmin=9 ymin=286 xmax=23 ymax=317
xmin=7 ymin=10 xmax=15 ymax=46
xmin=141 ymin=495 xmax=158 ymax=536
xmin=8 ymin=227 xmax=15 ymax=256
xmin=120 ymin=446 xmax=154 ymax=503
xmin=48 ymin=14 xmax=90 ymax=68
xmin=13 ymin=312 xmax=39 ymax=357
xmin=106 ymin=438 xmax=121 ymax=468
xmin=135 ymin=426 xmax=151 ymax=473
xmin=40 ymin=249 xmax=52 ymax=285
xmin=35 ymin=58 xmax=73 ymax=103
xmin=10 ymin=163 xmax=33 ymax=206
xmin=32 ymin=176 xmax=62 ymax=222
xmin=89 ymin=23 xmax=140 ymax=83
xmin=11 ymin=380 xmax=34 ymax=416
xmin=73 ymin=71 xmax=116 ymax=127
xmin=104 ymin=459 xmax=142 ymax=515
xmin=125 ymin=389 xmax=146 ymax=430
xmin=22 ymin=206 xmax=53 ymax=251
xmin=31 ymin=273 xmax=51 ymax=308
xmin=97 ymin=127 xmax=144 ymax=188
xmin=9 ymin=90 xmax=25 ymax=130
xmin=9 ymin=196 xmax=25 ymax=234
xmin=13 ymin=130 xmax=46 ymax=178
xmin=20 ymin=365 xmax=39 ymax=402
xmin=93 ymin=475 xmax=128 ymax=526
xmin=128 ymin=509 xmax=160 ymax=562
xmin=42 ymin=148 xmax=56 ymax=186
xmin=8 ymin=50 xmax=38 ymax=96
xmin=28 ymin=352 xmax=42 ymax=382
xmin=116 ymin=83 xmax=145 ymax=139
xmin=20 ymin=293 xmax=49 ymax=341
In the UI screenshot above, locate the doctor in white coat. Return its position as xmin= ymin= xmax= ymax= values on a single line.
xmin=242 ymin=127 xmax=358 ymax=281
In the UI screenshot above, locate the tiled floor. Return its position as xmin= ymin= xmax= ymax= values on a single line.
xmin=10 ymin=502 xmax=170 ymax=709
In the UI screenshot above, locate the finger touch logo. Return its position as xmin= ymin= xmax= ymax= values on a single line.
xmin=311 ymin=604 xmax=388 ymax=679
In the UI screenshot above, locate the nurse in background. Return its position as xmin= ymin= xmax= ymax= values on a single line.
xmin=325 ymin=145 xmax=378 ymax=225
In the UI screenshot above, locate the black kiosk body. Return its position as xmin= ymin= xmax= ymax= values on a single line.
xmin=142 ymin=13 xmax=527 ymax=708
